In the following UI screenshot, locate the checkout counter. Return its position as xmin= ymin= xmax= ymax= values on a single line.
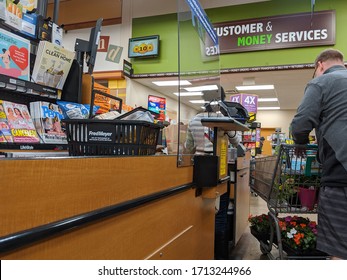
xmin=0 ymin=117 xmax=250 ymax=260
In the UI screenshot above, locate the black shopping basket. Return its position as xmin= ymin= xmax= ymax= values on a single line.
xmin=64 ymin=119 xmax=163 ymax=156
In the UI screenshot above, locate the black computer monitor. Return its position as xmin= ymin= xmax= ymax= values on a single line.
xmin=86 ymin=18 xmax=103 ymax=74
xmin=75 ymin=18 xmax=103 ymax=75
xmin=63 ymin=18 xmax=103 ymax=103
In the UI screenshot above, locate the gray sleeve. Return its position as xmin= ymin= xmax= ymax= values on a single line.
xmin=227 ymin=131 xmax=241 ymax=147
xmin=291 ymin=83 xmax=322 ymax=144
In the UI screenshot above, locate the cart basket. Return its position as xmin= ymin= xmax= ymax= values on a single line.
xmin=252 ymin=144 xmax=322 ymax=213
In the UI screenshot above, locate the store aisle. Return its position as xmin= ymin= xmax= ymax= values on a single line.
xmin=228 ymin=194 xmax=270 ymax=260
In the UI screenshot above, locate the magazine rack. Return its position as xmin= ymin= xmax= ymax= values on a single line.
xmin=0 ymin=13 xmax=66 ymax=151
xmin=0 ymin=74 xmax=60 ymax=101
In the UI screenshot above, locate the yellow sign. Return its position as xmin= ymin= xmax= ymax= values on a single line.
xmin=133 ymin=43 xmax=154 ymax=54
xmin=219 ymin=137 xmax=228 ymax=177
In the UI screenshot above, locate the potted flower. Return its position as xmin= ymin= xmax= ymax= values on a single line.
xmin=248 ymin=214 xmax=271 ymax=242
xmin=297 ymin=175 xmax=320 ymax=210
xmin=249 ymin=214 xmax=326 ymax=256
xmin=278 ymin=216 xmax=316 ymax=254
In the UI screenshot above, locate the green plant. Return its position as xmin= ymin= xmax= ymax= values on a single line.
xmin=248 ymin=214 xmax=270 ymax=233
xmin=278 ymin=215 xmax=317 ymax=251
xmin=275 ymin=174 xmax=298 ymax=204
xmin=249 ymin=214 xmax=318 ymax=252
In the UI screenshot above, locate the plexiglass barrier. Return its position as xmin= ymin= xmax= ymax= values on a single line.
xmin=176 ymin=0 xmax=221 ymax=167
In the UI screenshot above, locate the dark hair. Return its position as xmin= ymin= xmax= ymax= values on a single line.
xmin=1 ymin=48 xmax=10 ymax=60
xmin=314 ymin=48 xmax=344 ymax=67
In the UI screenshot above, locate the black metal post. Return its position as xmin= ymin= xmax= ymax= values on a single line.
xmin=36 ymin=0 xmax=48 ymax=17
xmin=53 ymin=0 xmax=60 ymax=24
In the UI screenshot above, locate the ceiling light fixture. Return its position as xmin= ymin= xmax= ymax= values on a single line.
xmin=189 ymin=100 xmax=206 ymax=104
xmin=184 ymin=85 xmax=219 ymax=92
xmin=235 ymin=85 xmax=275 ymax=91
xmin=258 ymin=107 xmax=281 ymax=110
xmin=173 ymin=92 xmax=203 ymax=96
xmin=190 ymin=100 xmax=219 ymax=105
xmin=258 ymin=98 xmax=278 ymax=102
xmin=152 ymin=80 xmax=191 ymax=86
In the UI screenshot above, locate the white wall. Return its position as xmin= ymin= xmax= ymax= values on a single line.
xmin=62 ymin=25 xmax=124 ymax=72
xmin=256 ymin=110 xmax=296 ymax=136
xmin=61 ymin=0 xmax=134 ymax=72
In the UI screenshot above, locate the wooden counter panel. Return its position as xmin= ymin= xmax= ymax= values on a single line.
xmin=0 ymin=156 xmax=192 ymax=236
xmin=1 ymin=188 xmax=215 ymax=260
xmin=202 ymin=182 xmax=228 ymax=199
xmin=237 ymin=152 xmax=251 ymax=170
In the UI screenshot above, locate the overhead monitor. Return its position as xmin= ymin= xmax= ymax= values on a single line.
xmin=128 ymin=35 xmax=160 ymax=58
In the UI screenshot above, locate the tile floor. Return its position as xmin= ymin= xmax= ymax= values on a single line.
xmin=228 ymin=193 xmax=270 ymax=260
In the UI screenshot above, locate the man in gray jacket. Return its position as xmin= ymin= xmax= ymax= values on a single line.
xmin=291 ymin=49 xmax=347 ymax=259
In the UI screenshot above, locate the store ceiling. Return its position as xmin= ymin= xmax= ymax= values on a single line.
xmin=133 ymin=67 xmax=313 ymax=112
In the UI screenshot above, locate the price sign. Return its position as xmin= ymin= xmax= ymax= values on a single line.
xmin=241 ymin=94 xmax=258 ymax=113
xmin=230 ymin=94 xmax=241 ymax=103
xmin=133 ymin=43 xmax=154 ymax=54
xmin=230 ymin=93 xmax=258 ymax=114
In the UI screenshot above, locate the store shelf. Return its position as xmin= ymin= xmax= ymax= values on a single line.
xmin=0 ymin=19 xmax=41 ymax=44
xmin=0 ymin=143 xmax=67 ymax=151
xmin=0 ymin=74 xmax=61 ymax=101
xmin=0 ymin=74 xmax=66 ymax=151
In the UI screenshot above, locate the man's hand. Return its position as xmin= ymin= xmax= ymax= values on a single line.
xmin=294 ymin=144 xmax=307 ymax=157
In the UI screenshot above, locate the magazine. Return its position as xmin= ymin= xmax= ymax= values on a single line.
xmin=37 ymin=15 xmax=52 ymax=41
xmin=20 ymin=0 xmax=38 ymax=13
xmin=32 ymin=40 xmax=75 ymax=89
xmin=21 ymin=11 xmax=38 ymax=39
xmin=4 ymin=0 xmax=37 ymax=29
xmin=0 ymin=27 xmax=30 ymax=81
xmin=0 ymin=99 xmax=13 ymax=143
xmin=30 ymin=101 xmax=67 ymax=144
xmin=5 ymin=0 xmax=23 ymax=30
xmin=0 ymin=0 xmax=5 ymax=20
xmin=51 ymin=22 xmax=63 ymax=46
xmin=1 ymin=100 xmax=40 ymax=143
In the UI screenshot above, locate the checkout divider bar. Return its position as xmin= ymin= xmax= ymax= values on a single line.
xmin=0 ymin=183 xmax=195 ymax=255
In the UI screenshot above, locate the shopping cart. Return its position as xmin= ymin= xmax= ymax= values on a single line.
xmin=250 ymin=144 xmax=327 ymax=259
